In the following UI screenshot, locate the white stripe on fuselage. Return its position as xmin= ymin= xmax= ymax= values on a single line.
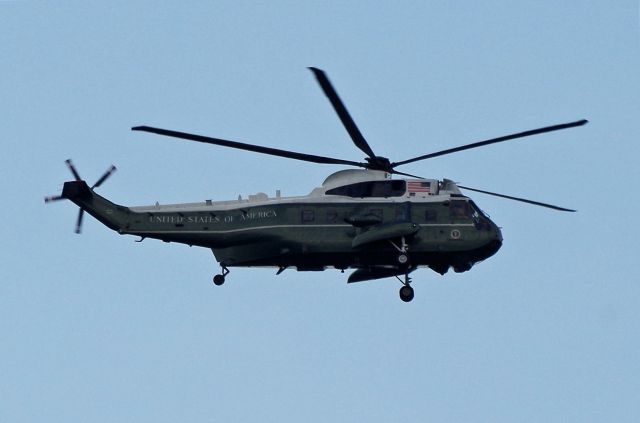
xmin=125 ymin=223 xmax=475 ymax=235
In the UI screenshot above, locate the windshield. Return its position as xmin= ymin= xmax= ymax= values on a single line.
xmin=469 ymin=200 xmax=489 ymax=219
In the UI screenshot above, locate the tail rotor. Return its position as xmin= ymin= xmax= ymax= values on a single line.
xmin=45 ymin=159 xmax=117 ymax=233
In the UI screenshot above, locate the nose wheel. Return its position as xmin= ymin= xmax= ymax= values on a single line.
xmin=212 ymin=265 xmax=230 ymax=286
xmin=399 ymin=285 xmax=414 ymax=302
xmin=397 ymin=273 xmax=414 ymax=302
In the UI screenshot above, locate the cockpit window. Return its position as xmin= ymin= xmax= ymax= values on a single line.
xmin=469 ymin=201 xmax=487 ymax=218
xmin=326 ymin=180 xmax=406 ymax=198
xmin=469 ymin=200 xmax=492 ymax=230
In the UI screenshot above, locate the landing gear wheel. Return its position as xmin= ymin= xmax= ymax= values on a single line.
xmin=212 ymin=264 xmax=230 ymax=286
xmin=399 ymin=285 xmax=414 ymax=302
xmin=398 ymin=253 xmax=408 ymax=265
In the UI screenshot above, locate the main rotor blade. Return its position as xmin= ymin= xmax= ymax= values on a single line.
xmin=393 ymin=119 xmax=588 ymax=167
xmin=308 ymin=67 xmax=377 ymax=159
xmin=458 ymin=185 xmax=576 ymax=212
xmin=132 ymin=126 xmax=367 ymax=168
xmin=389 ymin=169 xmax=424 ymax=179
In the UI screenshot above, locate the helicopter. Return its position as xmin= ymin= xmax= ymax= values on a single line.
xmin=46 ymin=67 xmax=587 ymax=302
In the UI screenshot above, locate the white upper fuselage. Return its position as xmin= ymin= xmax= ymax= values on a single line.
xmin=129 ymin=169 xmax=464 ymax=213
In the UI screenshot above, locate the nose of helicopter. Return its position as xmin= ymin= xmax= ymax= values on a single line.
xmin=494 ymin=224 xmax=503 ymax=243
xmin=485 ymin=222 xmax=503 ymax=258
xmin=475 ymin=216 xmax=503 ymax=261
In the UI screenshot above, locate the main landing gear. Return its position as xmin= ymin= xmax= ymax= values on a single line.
xmin=397 ymin=273 xmax=414 ymax=302
xmin=389 ymin=236 xmax=414 ymax=302
xmin=213 ymin=265 xmax=230 ymax=286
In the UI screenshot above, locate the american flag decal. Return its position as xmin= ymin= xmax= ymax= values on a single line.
xmin=407 ymin=181 xmax=431 ymax=195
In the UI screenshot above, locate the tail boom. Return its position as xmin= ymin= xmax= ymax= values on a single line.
xmin=61 ymin=180 xmax=128 ymax=232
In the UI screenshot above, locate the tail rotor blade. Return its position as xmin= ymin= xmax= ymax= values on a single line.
xmin=65 ymin=159 xmax=82 ymax=181
xmin=44 ymin=195 xmax=64 ymax=203
xmin=92 ymin=165 xmax=117 ymax=189
xmin=75 ymin=209 xmax=85 ymax=234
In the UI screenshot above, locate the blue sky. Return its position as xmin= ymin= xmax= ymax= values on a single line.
xmin=2 ymin=1 xmax=639 ymax=422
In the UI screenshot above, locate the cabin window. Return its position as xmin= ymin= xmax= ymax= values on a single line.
xmin=425 ymin=209 xmax=437 ymax=222
xmin=301 ymin=209 xmax=315 ymax=223
xmin=326 ymin=210 xmax=338 ymax=223
xmin=325 ymin=180 xmax=406 ymax=198
xmin=450 ymin=200 xmax=473 ymax=219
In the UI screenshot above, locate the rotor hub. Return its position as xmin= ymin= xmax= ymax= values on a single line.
xmin=365 ymin=156 xmax=392 ymax=172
